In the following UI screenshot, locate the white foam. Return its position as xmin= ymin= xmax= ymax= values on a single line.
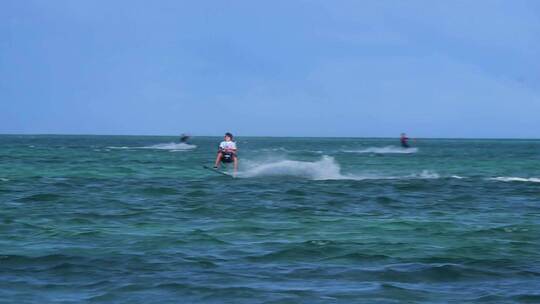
xmin=414 ymin=170 xmax=440 ymax=179
xmin=142 ymin=143 xmax=197 ymax=151
xmin=0 ymin=178 xmax=9 ymax=182
xmin=259 ymin=147 xmax=290 ymax=152
xmin=258 ymin=148 xmax=324 ymax=154
xmin=237 ymin=156 xmax=441 ymax=181
xmin=451 ymin=175 xmax=466 ymax=179
xmin=343 ymin=146 xmax=418 ymax=154
xmin=107 ymin=142 xmax=197 ymax=151
xmin=366 ymin=170 xmax=441 ymax=180
xmin=107 ymin=146 xmax=131 ymax=149
xmin=238 ymin=156 xmax=347 ymax=180
xmin=489 ymin=177 xmax=540 ymax=183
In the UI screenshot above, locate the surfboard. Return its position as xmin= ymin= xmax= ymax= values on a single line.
xmin=202 ymin=165 xmax=234 ymax=177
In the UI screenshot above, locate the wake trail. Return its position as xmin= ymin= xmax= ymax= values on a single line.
xmin=343 ymin=146 xmax=418 ymax=154
xmin=236 ymin=156 xmax=443 ymax=181
xmin=107 ymin=142 xmax=197 ymax=151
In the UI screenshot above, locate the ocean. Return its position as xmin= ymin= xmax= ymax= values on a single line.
xmin=1 ymin=135 xmax=539 ymax=303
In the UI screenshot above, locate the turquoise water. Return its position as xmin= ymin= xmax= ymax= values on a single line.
xmin=1 ymin=135 xmax=539 ymax=303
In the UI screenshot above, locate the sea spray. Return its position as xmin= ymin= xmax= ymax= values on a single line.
xmin=237 ymin=156 xmax=442 ymax=181
xmin=239 ymin=156 xmax=344 ymax=180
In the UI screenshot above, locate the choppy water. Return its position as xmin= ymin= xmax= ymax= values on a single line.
xmin=1 ymin=135 xmax=539 ymax=303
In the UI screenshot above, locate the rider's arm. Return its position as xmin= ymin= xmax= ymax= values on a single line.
xmin=218 ymin=142 xmax=225 ymax=152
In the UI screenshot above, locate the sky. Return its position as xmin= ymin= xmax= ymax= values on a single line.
xmin=1 ymin=0 xmax=539 ymax=138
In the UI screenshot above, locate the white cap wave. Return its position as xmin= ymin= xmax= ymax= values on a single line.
xmin=489 ymin=177 xmax=540 ymax=183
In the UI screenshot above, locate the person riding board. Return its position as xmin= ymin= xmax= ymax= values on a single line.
xmin=180 ymin=133 xmax=190 ymax=144
xmin=400 ymin=133 xmax=411 ymax=148
xmin=214 ymin=132 xmax=238 ymax=173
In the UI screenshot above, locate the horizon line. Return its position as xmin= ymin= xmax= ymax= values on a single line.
xmin=1 ymin=132 xmax=539 ymax=140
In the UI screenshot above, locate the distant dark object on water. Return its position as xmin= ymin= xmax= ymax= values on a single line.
xmin=400 ymin=133 xmax=410 ymax=148
xmin=180 ymin=134 xmax=190 ymax=143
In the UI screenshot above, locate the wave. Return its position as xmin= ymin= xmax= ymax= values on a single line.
xmin=107 ymin=146 xmax=131 ymax=149
xmin=412 ymin=170 xmax=440 ymax=179
xmin=258 ymin=147 xmax=291 ymax=152
xmin=17 ymin=193 xmax=63 ymax=202
xmin=239 ymin=156 xmax=345 ymax=180
xmin=108 ymin=142 xmax=197 ymax=151
xmin=237 ymin=156 xmax=442 ymax=181
xmin=489 ymin=177 xmax=540 ymax=183
xmin=0 ymin=178 xmax=9 ymax=182
xmin=367 ymin=170 xmax=440 ymax=180
xmin=343 ymin=146 xmax=418 ymax=154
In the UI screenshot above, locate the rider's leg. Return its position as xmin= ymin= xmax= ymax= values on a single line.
xmin=214 ymin=152 xmax=223 ymax=168
xmin=233 ymin=156 xmax=238 ymax=172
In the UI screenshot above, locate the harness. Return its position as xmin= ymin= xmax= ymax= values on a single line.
xmin=221 ymin=151 xmax=234 ymax=163
xmin=219 ymin=146 xmax=236 ymax=163
xmin=400 ymin=137 xmax=409 ymax=148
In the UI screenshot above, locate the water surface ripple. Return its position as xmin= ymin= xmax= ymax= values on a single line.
xmin=1 ymin=136 xmax=539 ymax=303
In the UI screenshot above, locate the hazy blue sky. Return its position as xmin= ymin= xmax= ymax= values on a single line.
xmin=1 ymin=0 xmax=539 ymax=137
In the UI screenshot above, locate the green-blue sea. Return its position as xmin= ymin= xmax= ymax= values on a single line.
xmin=1 ymin=135 xmax=539 ymax=303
